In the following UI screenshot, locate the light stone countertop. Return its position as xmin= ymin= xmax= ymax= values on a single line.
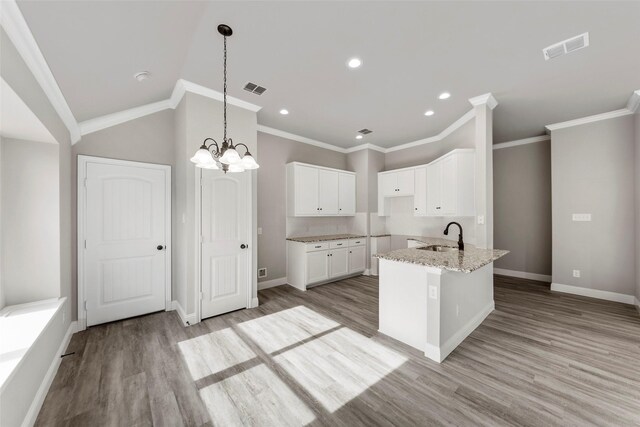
xmin=286 ymin=234 xmax=367 ymax=243
xmin=374 ymin=236 xmax=508 ymax=273
xmin=370 ymin=234 xmax=391 ymax=238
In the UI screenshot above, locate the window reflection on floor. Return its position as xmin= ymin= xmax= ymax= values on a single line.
xmin=178 ymin=305 xmax=407 ymax=424
xmin=177 ymin=327 xmax=255 ymax=381
xmin=237 ymin=305 xmax=340 ymax=354
xmin=199 ymin=364 xmax=316 ymax=426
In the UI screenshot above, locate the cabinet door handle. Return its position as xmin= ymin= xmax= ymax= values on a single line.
xmin=315 ymin=245 xmax=322 ymax=248
xmin=336 ymin=243 xmax=342 ymax=246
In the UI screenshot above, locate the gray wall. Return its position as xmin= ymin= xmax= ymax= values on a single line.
xmin=1 ymin=138 xmax=60 ymax=305
xmin=72 ymin=109 xmax=175 ymax=319
xmin=1 ymin=27 xmax=72 ymax=321
xmin=551 ymin=115 xmax=636 ymax=296
xmin=346 ymin=149 xmax=368 ymax=213
xmin=493 ymin=140 xmax=552 ymax=276
xmin=257 ymin=132 xmax=346 ymax=282
xmin=636 ymin=112 xmax=640 ymax=304
xmin=384 ymin=120 xmax=475 ymax=170
xmin=368 ymin=150 xmax=386 ymax=212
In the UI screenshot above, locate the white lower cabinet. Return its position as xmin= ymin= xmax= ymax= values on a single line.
xmin=287 ymin=238 xmax=367 ymax=290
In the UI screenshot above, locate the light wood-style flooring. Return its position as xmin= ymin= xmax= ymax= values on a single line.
xmin=35 ymin=275 xmax=640 ymax=426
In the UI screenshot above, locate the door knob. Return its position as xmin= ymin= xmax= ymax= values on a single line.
xmin=240 ymin=244 xmax=248 ymax=249
xmin=157 ymin=245 xmax=165 ymax=250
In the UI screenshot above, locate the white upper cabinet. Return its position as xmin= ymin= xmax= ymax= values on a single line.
xmin=413 ymin=167 xmax=427 ymax=216
xmin=318 ymin=169 xmax=339 ymax=214
xmin=338 ymin=172 xmax=356 ymax=215
xmin=379 ymin=149 xmax=475 ymax=217
xmin=287 ymin=162 xmax=356 ymax=217
xmin=426 ymin=149 xmax=475 ymax=217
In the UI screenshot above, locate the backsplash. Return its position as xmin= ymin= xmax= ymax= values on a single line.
xmin=287 ymin=212 xmax=367 ymax=238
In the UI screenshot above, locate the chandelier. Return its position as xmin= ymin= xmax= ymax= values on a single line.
xmin=190 ymin=24 xmax=259 ymax=173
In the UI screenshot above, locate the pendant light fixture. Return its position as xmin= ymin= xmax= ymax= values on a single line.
xmin=190 ymin=24 xmax=259 ymax=173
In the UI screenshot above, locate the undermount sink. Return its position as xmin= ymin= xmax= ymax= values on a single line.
xmin=418 ymin=245 xmax=459 ymax=253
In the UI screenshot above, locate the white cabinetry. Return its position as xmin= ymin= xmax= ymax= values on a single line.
xmin=426 ymin=150 xmax=475 ymax=217
xmin=378 ymin=149 xmax=475 ymax=217
xmin=287 ymin=237 xmax=367 ymax=290
xmin=287 ymin=163 xmax=356 ymax=217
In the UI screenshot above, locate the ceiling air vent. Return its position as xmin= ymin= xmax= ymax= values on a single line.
xmin=542 ymin=32 xmax=589 ymax=60
xmin=243 ymin=82 xmax=267 ymax=95
xmin=358 ymin=129 xmax=373 ymax=135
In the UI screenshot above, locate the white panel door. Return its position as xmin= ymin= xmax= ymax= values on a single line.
xmin=338 ymin=173 xmax=356 ymax=215
xmin=84 ymin=162 xmax=168 ymax=326
xmin=413 ymin=167 xmax=427 ymax=216
xmin=318 ymin=170 xmax=339 ymax=214
xmin=349 ymin=246 xmax=366 ymax=273
xmin=329 ymin=248 xmax=349 ymax=278
xmin=294 ymin=165 xmax=319 ymax=215
xmin=306 ymin=251 xmax=329 ymax=284
xmin=397 ymin=170 xmax=415 ymax=195
xmin=380 ymin=173 xmax=397 ymax=196
xmin=440 ymin=155 xmax=458 ymax=215
xmin=427 ymin=162 xmax=442 ymax=215
xmin=201 ymin=169 xmax=250 ymax=319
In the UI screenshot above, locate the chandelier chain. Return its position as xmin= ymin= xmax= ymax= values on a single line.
xmin=223 ymin=35 xmax=227 ymax=142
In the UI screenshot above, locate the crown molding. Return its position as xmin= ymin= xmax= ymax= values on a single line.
xmin=493 ymin=135 xmax=550 ymax=150
xmin=0 ymin=0 xmax=80 ymax=143
xmin=627 ymin=89 xmax=640 ymax=113
xmin=170 ymin=79 xmax=262 ymax=112
xmin=78 ymin=99 xmax=173 ymax=136
xmin=546 ymin=89 xmax=639 ymax=132
xmin=345 ymin=143 xmax=387 ymax=154
xmin=545 ymin=108 xmax=633 ymax=132
xmin=469 ymin=93 xmax=498 ymax=110
xmin=385 ymin=109 xmax=475 ymax=153
xmin=257 ymin=125 xmax=350 ymax=153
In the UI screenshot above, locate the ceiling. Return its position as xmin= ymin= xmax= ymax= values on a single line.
xmin=17 ymin=1 xmax=640 ymax=148
xmin=0 ymin=77 xmax=57 ymax=144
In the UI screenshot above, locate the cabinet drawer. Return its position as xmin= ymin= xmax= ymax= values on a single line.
xmin=306 ymin=242 xmax=329 ymax=252
xmin=349 ymin=238 xmax=366 ymax=247
xmin=329 ymin=240 xmax=348 ymax=249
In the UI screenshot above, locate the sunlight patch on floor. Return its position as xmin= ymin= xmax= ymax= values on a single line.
xmin=178 ymin=327 xmax=256 ymax=381
xmin=273 ymin=327 xmax=407 ymax=413
xmin=237 ymin=305 xmax=340 ymax=354
xmin=199 ymin=364 xmax=316 ymax=426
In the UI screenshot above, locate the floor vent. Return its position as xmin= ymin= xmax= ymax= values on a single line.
xmin=543 ymin=32 xmax=589 ymax=60
xmin=358 ymin=129 xmax=373 ymax=135
xmin=243 ymin=82 xmax=267 ymax=95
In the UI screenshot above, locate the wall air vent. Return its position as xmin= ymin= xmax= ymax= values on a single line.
xmin=358 ymin=129 xmax=373 ymax=135
xmin=243 ymin=82 xmax=267 ymax=95
xmin=543 ymin=32 xmax=589 ymax=60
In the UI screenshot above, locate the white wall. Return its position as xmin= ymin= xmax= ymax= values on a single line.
xmin=635 ymin=111 xmax=640 ymax=307
xmin=551 ymin=114 xmax=636 ymax=298
xmin=1 ymin=137 xmax=60 ymax=305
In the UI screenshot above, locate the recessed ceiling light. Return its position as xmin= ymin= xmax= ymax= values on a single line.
xmin=134 ymin=71 xmax=150 ymax=82
xmin=347 ymin=58 xmax=362 ymax=68
xmin=355 ymin=135 xmax=363 ymax=140
xmin=438 ymin=92 xmax=451 ymax=100
xmin=279 ymin=109 xmax=289 ymax=115
xmin=424 ymin=110 xmax=434 ymax=116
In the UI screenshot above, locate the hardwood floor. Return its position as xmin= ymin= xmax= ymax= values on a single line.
xmin=36 ymin=275 xmax=640 ymax=426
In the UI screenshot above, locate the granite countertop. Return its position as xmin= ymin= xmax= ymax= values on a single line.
xmin=286 ymin=234 xmax=367 ymax=243
xmin=370 ymin=234 xmax=391 ymax=238
xmin=374 ymin=236 xmax=508 ymax=273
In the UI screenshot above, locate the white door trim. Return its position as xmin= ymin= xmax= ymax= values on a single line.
xmin=77 ymin=155 xmax=171 ymax=331
xmin=194 ymin=167 xmax=254 ymax=324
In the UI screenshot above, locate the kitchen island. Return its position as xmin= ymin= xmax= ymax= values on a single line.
xmin=375 ymin=237 xmax=508 ymax=363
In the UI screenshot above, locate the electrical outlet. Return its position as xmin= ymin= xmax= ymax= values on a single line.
xmin=428 ymin=285 xmax=438 ymax=300
xmin=456 ymin=304 xmax=459 ymax=317
xmin=258 ymin=227 xmax=262 ymax=235
xmin=258 ymin=267 xmax=267 ymax=278
xmin=573 ymin=269 xmax=581 ymax=278
xmin=477 ymin=215 xmax=485 ymax=225
xmin=572 ymin=213 xmax=591 ymax=222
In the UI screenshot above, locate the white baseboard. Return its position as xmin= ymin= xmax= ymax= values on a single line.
xmin=634 ymin=297 xmax=639 ymax=314
xmin=424 ymin=301 xmax=495 ymax=363
xmin=257 ymin=276 xmax=288 ymax=290
xmin=171 ymin=300 xmax=197 ymax=326
xmin=250 ymin=297 xmax=259 ymax=308
xmin=22 ymin=320 xmax=78 ymax=427
xmin=363 ymin=269 xmax=371 ymax=276
xmin=494 ymin=268 xmax=551 ymax=283
xmin=551 ymin=283 xmax=635 ymax=305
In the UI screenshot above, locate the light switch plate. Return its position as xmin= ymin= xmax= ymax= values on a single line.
xmin=573 ymin=269 xmax=581 ymax=278
xmin=477 ymin=215 xmax=485 ymax=225
xmin=258 ymin=227 xmax=262 ymax=235
xmin=572 ymin=213 xmax=591 ymax=222
xmin=428 ymin=285 xmax=438 ymax=300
